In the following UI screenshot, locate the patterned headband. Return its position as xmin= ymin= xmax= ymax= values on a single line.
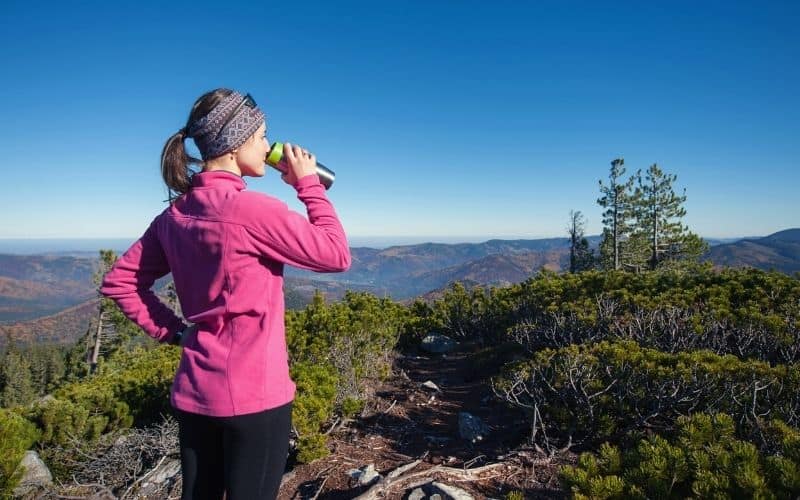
xmin=185 ymin=91 xmax=265 ymax=160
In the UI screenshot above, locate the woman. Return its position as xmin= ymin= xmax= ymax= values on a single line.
xmin=100 ymin=88 xmax=351 ymax=499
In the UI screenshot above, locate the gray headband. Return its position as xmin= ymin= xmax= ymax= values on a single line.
xmin=185 ymin=91 xmax=265 ymax=160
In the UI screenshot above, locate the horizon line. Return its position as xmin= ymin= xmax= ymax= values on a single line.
xmin=0 ymin=233 xmax=776 ymax=242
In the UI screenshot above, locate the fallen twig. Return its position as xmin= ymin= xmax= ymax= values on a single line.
xmin=310 ymin=474 xmax=330 ymax=500
xmin=382 ymin=399 xmax=398 ymax=414
xmin=120 ymin=455 xmax=167 ymax=500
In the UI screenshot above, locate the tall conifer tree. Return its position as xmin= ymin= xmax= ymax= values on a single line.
xmin=631 ymin=163 xmax=708 ymax=269
xmin=598 ymin=158 xmax=636 ymax=270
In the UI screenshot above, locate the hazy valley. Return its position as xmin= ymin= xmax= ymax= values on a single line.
xmin=1 ymin=228 xmax=799 ymax=347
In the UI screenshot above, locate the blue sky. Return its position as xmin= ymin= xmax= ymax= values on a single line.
xmin=0 ymin=0 xmax=797 ymax=244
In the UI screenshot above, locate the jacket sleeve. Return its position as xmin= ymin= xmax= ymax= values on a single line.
xmin=239 ymin=174 xmax=352 ymax=272
xmin=99 ymin=216 xmax=187 ymax=343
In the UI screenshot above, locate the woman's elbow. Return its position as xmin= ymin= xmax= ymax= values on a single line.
xmin=328 ymin=245 xmax=352 ymax=272
xmin=99 ymin=271 xmax=130 ymax=299
xmin=337 ymin=249 xmax=352 ymax=272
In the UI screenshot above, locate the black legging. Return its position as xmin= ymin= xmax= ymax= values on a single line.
xmin=174 ymin=401 xmax=293 ymax=500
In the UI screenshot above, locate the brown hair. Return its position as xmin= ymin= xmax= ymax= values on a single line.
xmin=160 ymin=88 xmax=233 ymax=202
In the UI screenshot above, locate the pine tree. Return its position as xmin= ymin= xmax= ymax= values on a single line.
xmin=0 ymin=339 xmax=36 ymax=408
xmin=597 ymin=158 xmax=636 ymax=270
xmin=567 ymin=210 xmax=595 ymax=272
xmin=631 ymin=163 xmax=709 ymax=269
xmin=29 ymin=344 xmax=67 ymax=395
xmin=90 ymin=250 xmax=120 ymax=374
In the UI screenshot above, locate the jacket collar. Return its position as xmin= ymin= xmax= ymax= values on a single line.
xmin=191 ymin=170 xmax=246 ymax=191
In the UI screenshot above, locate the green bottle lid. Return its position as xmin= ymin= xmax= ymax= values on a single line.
xmin=266 ymin=141 xmax=284 ymax=166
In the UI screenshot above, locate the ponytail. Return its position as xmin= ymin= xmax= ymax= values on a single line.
xmin=160 ymin=128 xmax=201 ymax=202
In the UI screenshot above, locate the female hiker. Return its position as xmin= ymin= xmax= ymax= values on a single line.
xmin=100 ymin=88 xmax=351 ymax=499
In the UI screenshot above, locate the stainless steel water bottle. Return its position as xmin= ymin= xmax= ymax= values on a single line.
xmin=265 ymin=142 xmax=335 ymax=190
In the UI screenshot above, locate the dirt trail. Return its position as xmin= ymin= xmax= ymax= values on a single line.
xmin=278 ymin=340 xmax=571 ymax=499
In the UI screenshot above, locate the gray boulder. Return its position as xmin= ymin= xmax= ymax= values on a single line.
xmin=420 ymin=333 xmax=456 ymax=354
xmin=348 ymin=463 xmax=381 ymax=485
xmin=458 ymin=412 xmax=489 ymax=442
xmin=408 ymin=487 xmax=427 ymax=500
xmin=134 ymin=458 xmax=182 ymax=497
xmin=12 ymin=450 xmax=53 ymax=497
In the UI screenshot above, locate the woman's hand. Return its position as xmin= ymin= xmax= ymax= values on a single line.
xmin=180 ymin=324 xmax=199 ymax=347
xmin=280 ymin=142 xmax=317 ymax=186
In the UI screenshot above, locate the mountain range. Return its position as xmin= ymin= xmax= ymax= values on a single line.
xmin=702 ymin=228 xmax=800 ymax=275
xmin=1 ymin=229 xmax=798 ymax=346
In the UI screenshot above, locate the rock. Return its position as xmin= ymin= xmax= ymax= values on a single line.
xmin=408 ymin=487 xmax=427 ymax=500
xmin=348 ymin=463 xmax=381 ymax=485
xmin=422 ymin=380 xmax=441 ymax=392
xmin=429 ymin=495 xmax=443 ymax=500
xmin=432 ymin=481 xmax=475 ymax=500
xmin=424 ymin=435 xmax=451 ymax=446
xmin=12 ymin=450 xmax=53 ymax=497
xmin=135 ymin=458 xmax=182 ymax=496
xmin=420 ymin=333 xmax=456 ymax=354
xmin=279 ymin=470 xmax=296 ymax=488
xmin=146 ymin=458 xmax=181 ymax=484
xmin=458 ymin=412 xmax=489 ymax=442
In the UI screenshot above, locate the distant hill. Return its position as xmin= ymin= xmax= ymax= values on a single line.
xmin=703 ymin=229 xmax=800 ymax=274
xmin=379 ymin=249 xmax=569 ymax=298
xmin=288 ymin=237 xmax=592 ymax=292
xmin=0 ymin=299 xmax=99 ymax=347
xmin=0 ymin=253 xmax=174 ymax=324
xmin=0 ymin=255 xmax=99 ymax=323
xmin=761 ymin=228 xmax=800 ymax=243
xmin=0 ymin=254 xmax=97 ymax=284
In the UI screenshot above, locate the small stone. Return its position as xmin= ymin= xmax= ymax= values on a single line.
xmin=458 ymin=412 xmax=489 ymax=442
xmin=348 ymin=463 xmax=381 ymax=485
xmin=408 ymin=487 xmax=426 ymax=500
xmin=422 ymin=380 xmax=441 ymax=392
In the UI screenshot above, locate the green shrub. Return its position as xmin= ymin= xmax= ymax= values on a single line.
xmin=561 ymin=413 xmax=800 ymax=499
xmin=493 ymin=340 xmax=800 ymax=450
xmin=18 ymin=344 xmax=179 ymax=460
xmin=296 ymin=434 xmax=330 ymax=464
xmin=0 ymin=408 xmax=40 ymax=498
xmin=341 ymin=397 xmax=364 ymax=419
xmin=284 ymin=291 xmax=408 ymax=462
xmin=24 ymin=395 xmax=114 ymax=447
xmin=290 ymin=361 xmax=337 ymax=463
xmin=454 ymin=267 xmax=800 ymax=363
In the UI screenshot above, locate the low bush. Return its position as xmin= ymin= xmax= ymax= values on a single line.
xmin=561 ymin=413 xmax=800 ymax=499
xmin=493 ymin=340 xmax=800 ymax=452
xmin=0 ymin=408 xmax=40 ymax=498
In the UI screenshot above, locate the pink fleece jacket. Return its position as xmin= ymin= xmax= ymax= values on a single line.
xmin=100 ymin=170 xmax=350 ymax=416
